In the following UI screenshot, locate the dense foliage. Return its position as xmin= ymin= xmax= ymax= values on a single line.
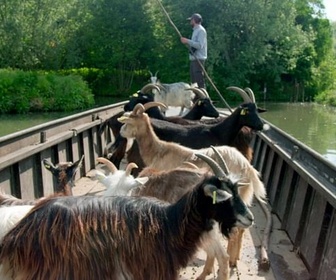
xmin=0 ymin=0 xmax=335 ymax=110
xmin=0 ymin=69 xmax=94 ymax=113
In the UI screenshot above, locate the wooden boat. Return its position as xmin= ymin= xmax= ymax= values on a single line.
xmin=0 ymin=101 xmax=335 ymax=279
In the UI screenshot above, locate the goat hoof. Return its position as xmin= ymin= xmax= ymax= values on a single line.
xmin=229 ymin=261 xmax=237 ymax=268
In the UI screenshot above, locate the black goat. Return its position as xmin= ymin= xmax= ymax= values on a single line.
xmin=149 ymin=102 xmax=264 ymax=148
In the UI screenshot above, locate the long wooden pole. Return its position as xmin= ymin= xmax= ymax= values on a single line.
xmin=155 ymin=0 xmax=232 ymax=112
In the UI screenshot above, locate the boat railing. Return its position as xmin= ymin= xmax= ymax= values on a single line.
xmin=252 ymin=119 xmax=336 ymax=280
xmin=0 ymin=101 xmax=126 ymax=198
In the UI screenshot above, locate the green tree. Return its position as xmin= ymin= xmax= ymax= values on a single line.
xmin=0 ymin=0 xmax=82 ymax=70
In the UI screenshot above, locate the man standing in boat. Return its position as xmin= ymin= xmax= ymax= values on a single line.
xmin=180 ymin=13 xmax=207 ymax=89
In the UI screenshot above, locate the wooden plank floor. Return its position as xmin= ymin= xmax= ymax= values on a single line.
xmin=73 ymin=173 xmax=310 ymax=280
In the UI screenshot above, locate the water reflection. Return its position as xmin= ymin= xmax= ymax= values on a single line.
xmin=261 ymin=103 xmax=336 ymax=166
xmin=0 ymin=112 xmax=73 ymax=137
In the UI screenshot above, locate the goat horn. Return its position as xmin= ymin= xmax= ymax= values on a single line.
xmin=180 ymin=161 xmax=200 ymax=170
xmin=149 ymin=70 xmax=153 ymax=76
xmin=210 ymin=146 xmax=230 ymax=176
xmin=74 ymin=154 xmax=85 ymax=169
xmin=155 ymin=84 xmax=165 ymax=90
xmin=125 ymin=162 xmax=138 ymax=176
xmin=140 ymin=83 xmax=160 ymax=94
xmin=244 ymin=87 xmax=256 ymax=103
xmin=227 ymin=86 xmax=251 ymax=103
xmin=194 ymin=153 xmax=228 ymax=179
xmin=96 ymin=157 xmax=118 ymax=174
xmin=143 ymin=101 xmax=167 ymax=111
xmin=133 ymin=103 xmax=146 ymax=115
xmin=185 ymin=87 xmax=206 ymax=98
xmin=200 ymin=88 xmax=210 ymax=98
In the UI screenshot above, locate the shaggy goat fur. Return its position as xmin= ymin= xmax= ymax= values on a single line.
xmin=0 ymin=176 xmax=240 ymax=280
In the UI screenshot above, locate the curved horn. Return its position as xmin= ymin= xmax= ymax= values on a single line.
xmin=180 ymin=161 xmax=200 ymax=170
xmin=244 ymin=87 xmax=256 ymax=103
xmin=140 ymin=83 xmax=160 ymax=94
xmin=200 ymin=88 xmax=210 ymax=98
xmin=185 ymin=87 xmax=206 ymax=99
xmin=195 ymin=153 xmax=228 ymax=179
xmin=143 ymin=101 xmax=167 ymax=111
xmin=227 ymin=86 xmax=251 ymax=103
xmin=210 ymin=146 xmax=230 ymax=176
xmin=132 ymin=103 xmax=146 ymax=115
xmin=125 ymin=162 xmax=138 ymax=176
xmin=154 ymin=70 xmax=159 ymax=77
xmin=149 ymin=70 xmax=153 ymax=77
xmin=96 ymin=157 xmax=118 ymax=174
xmin=155 ymin=84 xmax=165 ymax=90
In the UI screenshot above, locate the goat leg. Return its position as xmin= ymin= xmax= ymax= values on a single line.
xmin=227 ymin=228 xmax=244 ymax=267
xmin=197 ymin=230 xmax=229 ymax=280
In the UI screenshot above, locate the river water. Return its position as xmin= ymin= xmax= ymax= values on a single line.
xmin=260 ymin=102 xmax=336 ymax=166
xmin=1 ymin=102 xmax=335 ymax=166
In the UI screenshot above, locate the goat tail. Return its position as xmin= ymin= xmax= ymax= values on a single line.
xmin=248 ymin=167 xmax=267 ymax=205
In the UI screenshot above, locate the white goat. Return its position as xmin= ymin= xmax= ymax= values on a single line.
xmin=149 ymin=70 xmax=196 ymax=115
xmin=93 ymin=157 xmax=148 ymax=196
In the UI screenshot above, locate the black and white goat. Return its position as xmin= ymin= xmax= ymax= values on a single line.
xmin=0 ymin=169 xmax=252 ymax=280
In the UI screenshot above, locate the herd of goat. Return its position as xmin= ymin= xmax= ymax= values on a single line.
xmin=0 ymin=81 xmax=269 ymax=280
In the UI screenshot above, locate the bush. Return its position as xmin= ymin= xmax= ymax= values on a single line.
xmin=314 ymin=90 xmax=336 ymax=107
xmin=0 ymin=69 xmax=94 ymax=113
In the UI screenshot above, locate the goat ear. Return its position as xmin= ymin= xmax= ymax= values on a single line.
xmin=257 ymin=107 xmax=267 ymax=113
xmin=214 ymin=189 xmax=233 ymax=203
xmin=93 ymin=170 xmax=107 ymax=181
xmin=43 ymin=159 xmax=56 ymax=172
xmin=240 ymin=108 xmax=248 ymax=115
xmin=117 ymin=115 xmax=131 ymax=123
xmin=135 ymin=177 xmax=149 ymax=185
xmin=204 ymin=184 xmax=232 ymax=203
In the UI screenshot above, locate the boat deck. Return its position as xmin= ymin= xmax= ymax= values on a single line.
xmin=73 ymin=174 xmax=310 ymax=280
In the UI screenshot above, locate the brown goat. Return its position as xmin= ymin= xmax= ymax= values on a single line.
xmin=0 ymin=155 xmax=84 ymax=206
